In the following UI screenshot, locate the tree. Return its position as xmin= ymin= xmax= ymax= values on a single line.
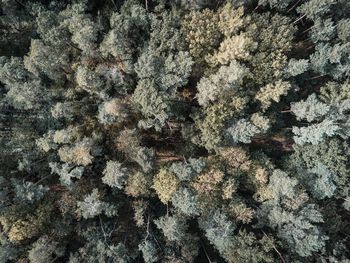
xmin=199 ymin=210 xmax=235 ymax=249
xmin=181 ymin=8 xmax=220 ymax=61
xmin=297 ymin=0 xmax=337 ymax=21
xmin=28 ymin=236 xmax=63 ymax=263
xmin=139 ymin=240 xmax=159 ymax=263
xmin=152 ymin=169 xmax=179 ymax=204
xmin=255 ymin=80 xmax=291 ymax=110
xmin=169 ymin=158 xmax=205 ymax=181
xmin=285 ymin=58 xmax=309 ymax=77
xmin=12 ymin=179 xmax=48 ymax=204
xmin=58 ymin=138 xmax=94 ymax=166
xmin=172 ymin=187 xmax=200 ymax=216
xmin=226 ymin=119 xmax=260 ymax=144
xmin=76 ymin=189 xmax=117 ymax=219
xmin=291 ymin=93 xmax=330 ymax=122
xmin=258 ymin=170 xmax=328 ymax=257
xmin=154 ymin=215 xmax=188 ymax=242
xmin=49 ymin=162 xmax=84 ymax=187
xmin=102 ymin=161 xmax=129 ymax=189
xmin=196 ymin=60 xmax=249 ymax=107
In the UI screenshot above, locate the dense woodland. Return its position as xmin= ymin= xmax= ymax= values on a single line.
xmin=1 ymin=0 xmax=350 ymax=262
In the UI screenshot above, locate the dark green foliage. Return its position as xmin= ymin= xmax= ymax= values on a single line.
xmin=1 ymin=0 xmax=349 ymax=262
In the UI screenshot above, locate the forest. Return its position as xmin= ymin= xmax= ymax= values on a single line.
xmin=0 ymin=0 xmax=350 ymax=262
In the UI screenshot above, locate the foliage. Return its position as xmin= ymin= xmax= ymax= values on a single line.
xmin=154 ymin=215 xmax=188 ymax=242
xmin=196 ymin=60 xmax=249 ymax=107
xmin=152 ymin=169 xmax=179 ymax=204
xmin=102 ymin=161 xmax=129 ymax=189
xmin=1 ymin=1 xmax=349 ymax=262
xmin=171 ymin=186 xmax=200 ymax=216
xmin=255 ymin=80 xmax=291 ymax=110
xmin=76 ymin=189 xmax=117 ymax=219
xmin=226 ymin=118 xmax=260 ymax=144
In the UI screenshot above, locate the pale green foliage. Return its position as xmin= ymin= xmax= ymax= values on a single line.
xmin=289 ymin=138 xmax=350 ymax=197
xmin=34 ymin=8 xmax=69 ymax=47
xmin=226 ymin=119 xmax=260 ymax=144
xmin=53 ymin=126 xmax=80 ymax=144
xmin=76 ymin=189 xmax=104 ymax=219
xmin=36 ymin=131 xmax=56 ymax=152
xmin=255 ymin=80 xmax=291 ymax=110
xmin=246 ymin=12 xmax=296 ymax=85
xmin=0 ymin=56 xmax=28 ymax=85
xmin=154 ymin=215 xmax=188 ymax=242
xmin=61 ymin=2 xmax=100 ymax=55
xmin=172 ymin=187 xmax=200 ymax=216
xmin=200 ymin=209 xmax=276 ymax=262
xmin=196 ymin=60 xmax=249 ymax=106
xmin=258 ymin=0 xmax=293 ymax=10
xmin=249 ymin=13 xmax=296 ymax=53
xmin=98 ymin=98 xmax=129 ymax=125
xmin=310 ymin=18 xmax=335 ymax=43
xmin=69 ymin=240 xmax=129 ymax=263
xmin=2 ymin=1 xmax=349 ymax=261
xmin=12 ymin=180 xmax=48 ymax=204
xmin=297 ymin=0 xmax=337 ymax=21
xmin=100 ymin=1 xmax=150 ymax=73
xmin=292 ymin=84 xmax=350 ymax=145
xmin=250 ymin=113 xmax=271 ymax=132
xmin=132 ymin=79 xmax=169 ymax=130
xmin=0 ymin=56 xmax=44 ymax=109
xmin=51 ymin=102 xmax=75 ymax=119
xmin=102 ymin=161 xmax=129 ymax=189
xmin=285 ymin=58 xmax=310 ymax=77
xmin=258 ymin=170 xmax=328 ymax=257
xmin=129 ymin=147 xmax=155 ymax=173
xmin=177 ymin=0 xmax=211 ymax=10
xmin=293 ymin=119 xmax=341 ymax=145
xmin=148 ymin=10 xmax=184 ymax=53
xmin=320 ymin=81 xmax=350 ymax=104
xmin=199 ymin=211 xmax=236 ymax=257
xmin=170 ymin=158 xmax=205 ymax=181
xmin=278 ymin=205 xmax=328 ymax=257
xmin=337 ymin=19 xmax=350 ymax=42
xmin=310 ymin=42 xmax=350 ymax=80
xmin=24 ymin=39 xmax=68 ymax=82
xmin=152 ymin=169 xmax=179 ymax=203
xmin=139 ymin=240 xmax=159 ymax=263
xmin=76 ymin=189 xmax=118 ymax=219
xmin=267 ymin=169 xmax=299 ymax=203
xmin=132 ymin=42 xmax=193 ymax=130
xmin=28 ymin=236 xmax=63 ymax=263
xmin=135 ymin=50 xmax=193 ymax=92
xmin=49 ymin=162 xmax=84 ymax=187
xmin=5 ymin=80 xmax=44 ymax=110
xmin=75 ymin=65 xmax=105 ymax=98
xmin=192 ymin=97 xmax=247 ymax=151
xmin=0 ymin=233 xmax=18 ymax=262
xmin=291 ymin=93 xmax=330 ymax=122
xmin=343 ymin=197 xmax=350 ymax=211
xmin=307 ymin=163 xmax=336 ymax=199
xmin=197 ymin=3 xmax=251 ymax=68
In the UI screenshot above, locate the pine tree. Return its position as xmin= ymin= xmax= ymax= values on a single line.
xmin=102 ymin=161 xmax=129 ymax=189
